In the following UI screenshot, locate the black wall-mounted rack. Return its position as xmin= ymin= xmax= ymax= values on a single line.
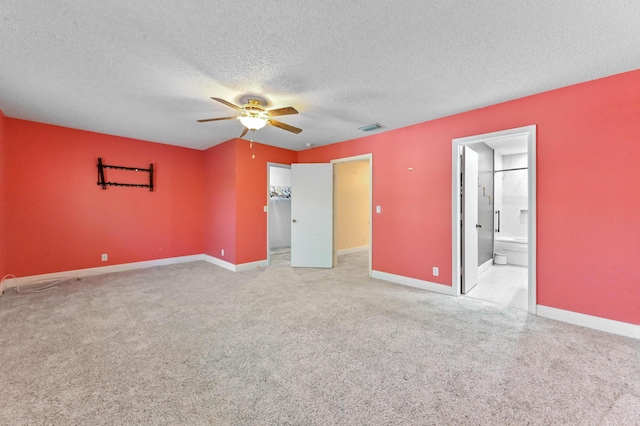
xmin=97 ymin=158 xmax=154 ymax=191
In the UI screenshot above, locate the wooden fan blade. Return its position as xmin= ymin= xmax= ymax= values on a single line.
xmin=267 ymin=106 xmax=298 ymax=117
xmin=197 ymin=116 xmax=238 ymax=123
xmin=268 ymin=119 xmax=302 ymax=134
xmin=239 ymin=127 xmax=249 ymax=139
xmin=211 ymin=97 xmax=242 ymax=112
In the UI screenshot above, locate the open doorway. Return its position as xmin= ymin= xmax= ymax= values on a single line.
xmin=331 ymin=154 xmax=372 ymax=275
xmin=452 ymin=126 xmax=537 ymax=314
xmin=267 ymin=163 xmax=291 ymax=266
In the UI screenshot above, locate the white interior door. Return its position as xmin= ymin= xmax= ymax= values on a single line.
xmin=291 ymin=163 xmax=333 ymax=268
xmin=462 ymin=146 xmax=479 ymax=293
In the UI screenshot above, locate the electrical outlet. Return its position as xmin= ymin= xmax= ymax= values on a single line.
xmin=101 ymin=253 xmax=108 ymax=262
xmin=221 ymin=249 xmax=224 ymax=256
xmin=432 ymin=267 xmax=439 ymax=277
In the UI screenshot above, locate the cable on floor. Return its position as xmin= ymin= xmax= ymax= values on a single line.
xmin=13 ymin=277 xmax=80 ymax=294
xmin=1 ymin=274 xmax=18 ymax=295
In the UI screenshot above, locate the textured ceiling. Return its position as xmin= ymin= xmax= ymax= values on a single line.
xmin=1 ymin=1 xmax=640 ymax=151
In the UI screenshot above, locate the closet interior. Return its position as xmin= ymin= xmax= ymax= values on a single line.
xmin=268 ymin=165 xmax=292 ymax=254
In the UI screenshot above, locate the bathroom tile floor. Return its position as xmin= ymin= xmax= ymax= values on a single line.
xmin=466 ymin=264 xmax=528 ymax=310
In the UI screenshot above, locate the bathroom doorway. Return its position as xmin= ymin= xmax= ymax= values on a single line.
xmin=452 ymin=126 xmax=537 ymax=313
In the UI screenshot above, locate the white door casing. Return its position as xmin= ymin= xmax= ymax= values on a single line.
xmin=452 ymin=125 xmax=537 ymax=313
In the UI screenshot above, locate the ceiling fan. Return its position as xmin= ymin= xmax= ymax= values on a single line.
xmin=198 ymin=97 xmax=302 ymax=139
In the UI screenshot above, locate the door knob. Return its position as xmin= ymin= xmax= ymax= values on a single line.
xmin=476 ymin=224 xmax=482 ymax=228
xmin=292 ymin=219 xmax=297 ymax=223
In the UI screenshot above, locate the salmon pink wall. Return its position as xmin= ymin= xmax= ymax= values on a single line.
xmin=0 ymin=110 xmax=7 ymax=278
xmin=235 ymin=139 xmax=296 ymax=264
xmin=298 ymin=125 xmax=453 ymax=286
xmin=5 ymin=119 xmax=204 ymax=277
xmin=203 ymin=138 xmax=296 ymax=265
xmin=203 ymin=140 xmax=237 ymax=263
xmin=300 ymin=69 xmax=640 ymax=325
xmin=533 ymin=72 xmax=640 ymax=324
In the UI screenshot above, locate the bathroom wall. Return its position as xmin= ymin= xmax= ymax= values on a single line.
xmin=496 ymin=153 xmax=528 ymax=239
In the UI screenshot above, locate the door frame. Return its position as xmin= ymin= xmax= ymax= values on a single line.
xmin=330 ymin=153 xmax=373 ymax=276
xmin=451 ymin=125 xmax=537 ymax=314
xmin=266 ymin=162 xmax=291 ymax=266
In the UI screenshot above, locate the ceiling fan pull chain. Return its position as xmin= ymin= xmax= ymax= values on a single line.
xmin=249 ymin=138 xmax=255 ymax=159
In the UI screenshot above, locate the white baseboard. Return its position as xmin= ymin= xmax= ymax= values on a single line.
xmin=0 ymin=254 xmax=272 ymax=294
xmin=478 ymin=259 xmax=493 ymax=275
xmin=371 ymin=270 xmax=453 ymax=295
xmin=337 ymin=245 xmax=369 ymax=256
xmin=204 ymin=255 xmax=268 ymax=272
xmin=537 ymin=305 xmax=640 ymax=340
xmin=2 ymin=254 xmax=204 ymax=291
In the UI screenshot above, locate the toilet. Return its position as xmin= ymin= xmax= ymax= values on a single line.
xmin=494 ymin=252 xmax=507 ymax=265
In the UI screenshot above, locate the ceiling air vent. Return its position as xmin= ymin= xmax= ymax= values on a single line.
xmin=358 ymin=123 xmax=382 ymax=132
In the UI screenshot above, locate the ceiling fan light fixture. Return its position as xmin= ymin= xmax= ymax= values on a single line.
xmin=200 ymin=97 xmax=301 ymax=135
xmin=239 ymin=116 xmax=268 ymax=130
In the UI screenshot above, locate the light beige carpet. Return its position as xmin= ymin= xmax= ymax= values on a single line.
xmin=0 ymin=252 xmax=638 ymax=425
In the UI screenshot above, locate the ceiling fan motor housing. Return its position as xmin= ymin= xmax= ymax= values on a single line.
xmin=242 ymin=99 xmax=268 ymax=120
